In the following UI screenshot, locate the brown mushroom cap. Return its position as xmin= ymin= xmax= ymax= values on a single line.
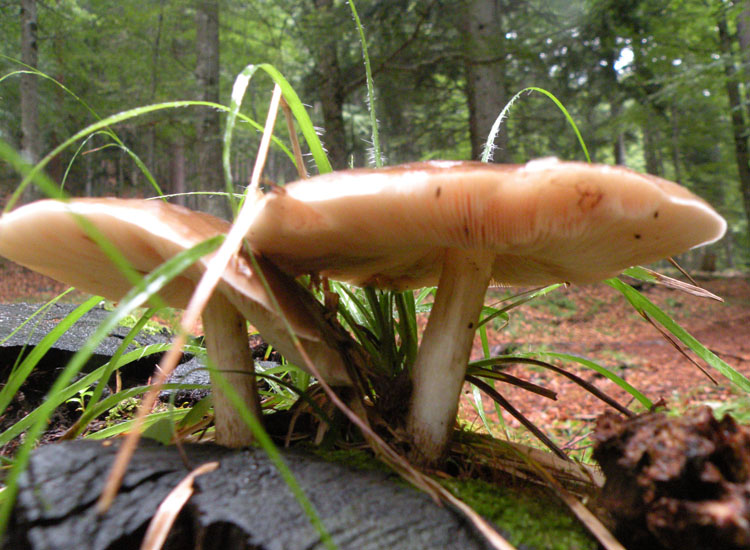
xmin=247 ymin=159 xmax=727 ymax=289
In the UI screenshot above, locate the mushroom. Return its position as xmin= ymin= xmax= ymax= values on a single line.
xmin=245 ymin=158 xmax=727 ymax=463
xmin=0 ymin=198 xmax=352 ymax=447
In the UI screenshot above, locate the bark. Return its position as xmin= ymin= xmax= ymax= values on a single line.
xmin=723 ymin=230 xmax=735 ymax=268
xmin=460 ymin=0 xmax=509 ymax=162
xmin=20 ymin=0 xmax=40 ymax=168
xmin=670 ymin=105 xmax=684 ymax=184
xmin=146 ymin=2 xmax=165 ymax=191
xmin=9 ymin=439 xmax=493 ymax=550
xmin=194 ymin=0 xmax=227 ymax=217
xmin=602 ymin=36 xmax=625 ymax=165
xmin=170 ymin=135 xmax=186 ymax=206
xmin=738 ymin=0 xmax=750 ymax=124
xmin=614 ymin=131 xmax=626 ymax=166
xmin=310 ymin=0 xmax=348 ymax=169
xmin=738 ymin=1 xmax=750 ymax=77
xmin=84 ymin=142 xmax=93 ymax=196
xmin=642 ymin=123 xmax=663 ymax=176
xmin=718 ymin=14 xmax=750 ymax=242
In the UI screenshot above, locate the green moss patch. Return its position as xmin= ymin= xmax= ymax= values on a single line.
xmin=314 ymin=447 xmax=597 ymax=550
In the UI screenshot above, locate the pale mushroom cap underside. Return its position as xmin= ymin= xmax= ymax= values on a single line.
xmin=0 ymin=199 xmax=307 ymax=333
xmin=0 ymin=198 xmax=220 ymax=306
xmin=247 ymin=159 xmax=727 ymax=290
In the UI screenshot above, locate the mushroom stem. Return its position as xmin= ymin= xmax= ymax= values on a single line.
xmin=202 ymin=293 xmax=262 ymax=447
xmin=406 ymin=247 xmax=494 ymax=464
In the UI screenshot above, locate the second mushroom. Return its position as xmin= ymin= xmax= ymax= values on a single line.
xmin=246 ymin=158 xmax=727 ymax=464
xmin=0 ymin=198 xmax=352 ymax=447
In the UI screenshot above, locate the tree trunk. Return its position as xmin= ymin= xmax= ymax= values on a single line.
xmin=194 ymin=0 xmax=227 ymax=217
xmin=670 ymin=105 xmax=684 ymax=184
xmin=171 ymin=135 xmax=186 ymax=206
xmin=642 ymin=123 xmax=663 ymax=176
xmin=718 ymin=13 xmax=750 ymax=243
xmin=145 ymin=2 xmax=165 ymax=196
xmin=738 ymin=0 xmax=750 ymax=124
xmin=310 ymin=0 xmax=348 ymax=170
xmin=723 ymin=230 xmax=735 ymax=269
xmin=460 ymin=0 xmax=509 ymax=162
xmin=20 ymin=0 xmax=40 ymax=170
xmin=614 ymin=130 xmax=626 ymax=166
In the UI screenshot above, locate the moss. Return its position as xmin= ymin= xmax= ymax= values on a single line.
xmin=440 ymin=477 xmax=597 ymax=550
xmin=311 ymin=446 xmax=393 ymax=474
xmin=312 ymin=447 xmax=598 ymax=550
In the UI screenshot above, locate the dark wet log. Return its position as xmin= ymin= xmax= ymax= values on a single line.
xmin=593 ymin=407 xmax=750 ymax=550
xmin=0 ymin=302 xmax=177 ymax=385
xmin=8 ymin=439 xmax=500 ymax=550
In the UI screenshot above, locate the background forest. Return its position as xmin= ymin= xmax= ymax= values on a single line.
xmin=1 ymin=0 xmax=749 ymax=269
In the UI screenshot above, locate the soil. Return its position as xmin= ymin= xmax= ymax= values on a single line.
xmin=459 ymin=274 xmax=750 ymax=453
xmin=2 ymin=258 xmax=749 ymax=453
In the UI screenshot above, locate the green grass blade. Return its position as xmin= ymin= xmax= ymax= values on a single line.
xmin=84 ymin=408 xmax=191 ymax=440
xmin=481 ymin=86 xmax=591 ymax=164
xmin=254 ymin=64 xmax=332 ymax=174
xmin=348 ymin=0 xmax=381 ymax=168
xmin=223 ymin=64 xmax=298 ymax=215
xmin=223 ymin=64 xmax=261 ymax=216
xmin=0 ymin=139 xmax=64 ymax=201
xmin=524 ymin=351 xmax=653 ymax=410
xmin=334 ymin=282 xmax=376 ymax=328
xmin=4 ymin=100 xmax=286 ymax=210
xmin=72 ymin=307 xmax=162 ymax=437
xmin=1 ymin=59 xmax=103 ymax=123
xmin=478 ymin=283 xmax=565 ymax=328
xmin=394 ymin=291 xmax=418 ymax=368
xmin=0 ymin=288 xmax=76 ymax=346
xmin=470 ymin=382 xmax=495 ymax=435
xmin=61 ymin=134 xmax=163 ymax=197
xmin=479 ymin=324 xmax=491 ymax=359
xmin=1 ymin=60 xmax=162 ymax=195
xmin=606 ymin=278 xmax=750 ymax=393
xmin=81 ymin=383 xmax=207 ymax=431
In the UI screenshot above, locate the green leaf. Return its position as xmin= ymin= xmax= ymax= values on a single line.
xmin=142 ymin=417 xmax=176 ymax=445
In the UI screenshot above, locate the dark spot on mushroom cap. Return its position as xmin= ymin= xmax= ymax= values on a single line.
xmin=435 ymin=187 xmax=441 ymax=198
xmin=467 ymin=322 xmax=474 ymax=329
xmin=654 ymin=211 xmax=659 ymax=219
xmin=634 ymin=234 xmax=642 ymax=239
xmin=576 ymin=185 xmax=604 ymax=212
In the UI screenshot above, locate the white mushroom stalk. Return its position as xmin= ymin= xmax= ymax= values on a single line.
xmin=202 ymin=292 xmax=261 ymax=446
xmin=246 ymin=158 xmax=727 ymax=464
xmin=406 ymin=248 xmax=494 ymax=463
xmin=0 ymin=198 xmax=352 ymax=448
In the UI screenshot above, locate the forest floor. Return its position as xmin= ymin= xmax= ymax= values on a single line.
xmin=2 ymin=259 xmax=749 ymax=456
xmin=460 ymin=273 xmax=750 ymax=455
